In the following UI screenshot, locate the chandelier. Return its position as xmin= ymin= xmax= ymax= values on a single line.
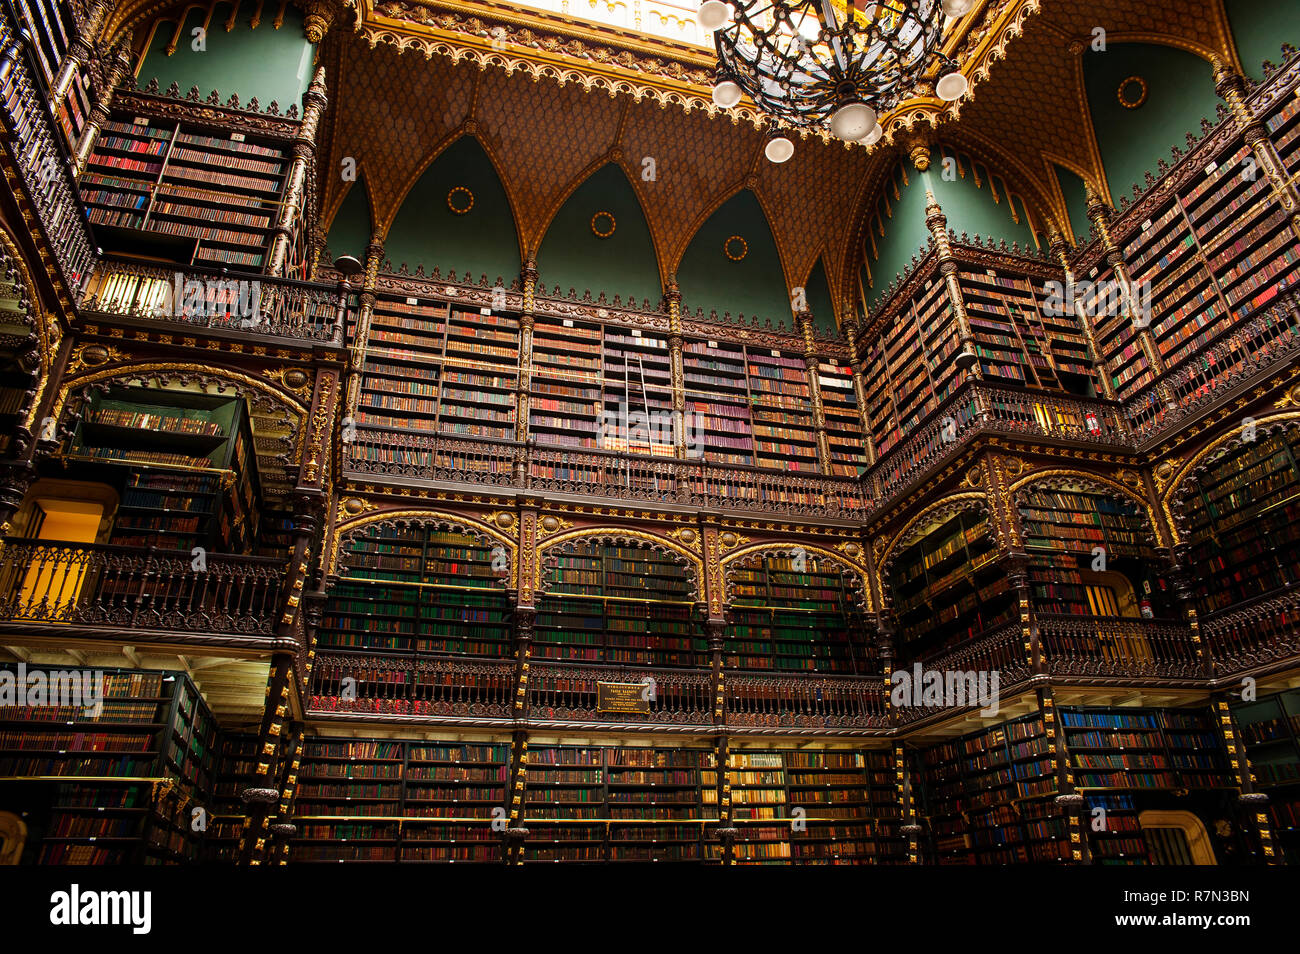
xmin=698 ymin=0 xmax=974 ymax=162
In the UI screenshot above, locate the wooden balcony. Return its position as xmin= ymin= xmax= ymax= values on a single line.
xmin=344 ymin=429 xmax=866 ymax=519
xmin=0 ymin=538 xmax=292 ymax=651
xmin=80 ymin=258 xmax=351 ymax=349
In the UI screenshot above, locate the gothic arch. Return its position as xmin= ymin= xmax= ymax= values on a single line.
xmin=1009 ymin=469 xmax=1165 ymax=549
xmin=669 ymin=185 xmax=794 ymax=296
xmin=876 ymin=492 xmax=989 ymax=613
xmin=720 ymin=542 xmax=871 ymax=614
xmin=535 ymin=528 xmax=703 ymax=603
xmin=0 ymin=226 xmax=55 ymax=430
xmin=1164 ymin=413 xmax=1300 ymax=545
xmin=330 ymin=509 xmax=517 ymax=586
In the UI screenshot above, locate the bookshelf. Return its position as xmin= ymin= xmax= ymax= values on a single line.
xmin=683 ymin=338 xmax=753 ymax=465
xmin=523 ymin=744 xmax=605 ymax=862
xmin=1182 ymin=427 xmax=1300 ymax=616
xmin=0 ymin=666 xmax=216 ymax=864
xmin=725 ymin=553 xmax=870 ymax=673
xmin=321 ymin=525 xmax=512 ymax=658
xmin=887 ymin=508 xmax=1013 ymax=658
xmin=605 ymin=746 xmax=708 ymax=862
xmin=531 ymin=315 xmax=603 ymax=450
xmin=1061 ymin=707 xmax=1233 ymax=792
xmin=914 ymin=713 xmax=1064 ymax=865
xmin=602 ymin=326 xmax=675 ymax=456
xmin=703 ymin=745 xmax=902 ymax=864
xmin=1018 ymin=483 xmax=1166 ymax=619
xmin=359 ymin=294 xmax=520 ymax=442
xmin=79 ymin=114 xmax=292 ymax=269
xmin=205 ymin=733 xmax=260 ymax=862
xmin=816 ymin=360 xmax=869 ymax=476
xmin=1232 ymin=689 xmax=1300 ymax=863
xmin=67 ymin=387 xmax=261 ymax=553
xmin=535 ymin=541 xmax=703 ymax=666
xmin=290 ymin=737 xmax=509 ymax=863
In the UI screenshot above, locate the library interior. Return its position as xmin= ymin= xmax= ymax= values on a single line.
xmin=0 ymin=0 xmax=1297 ymax=866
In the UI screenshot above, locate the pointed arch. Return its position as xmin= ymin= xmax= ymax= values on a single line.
xmin=801 ymin=255 xmax=839 ymax=333
xmin=720 ymin=542 xmax=871 ymax=614
xmin=674 ymin=188 xmax=792 ymax=326
xmin=878 ymin=493 xmax=990 ymax=596
xmin=324 ymin=173 xmax=377 ymax=259
xmin=535 ymin=528 xmax=704 ymax=603
xmin=1162 ymin=412 xmax=1300 ymax=545
xmin=1009 ymin=469 xmax=1166 ymax=550
xmin=534 ymin=161 xmax=662 ymax=305
xmin=382 ymin=134 xmax=523 ymax=279
xmin=329 ymin=509 xmax=518 ymax=586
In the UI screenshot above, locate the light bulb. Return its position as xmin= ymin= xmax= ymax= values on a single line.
xmin=698 ymin=1 xmax=732 ymax=31
xmin=765 ymin=135 xmax=795 ymax=163
xmin=830 ymin=101 xmax=877 ymax=141
xmin=712 ymin=79 xmax=742 ymax=108
xmin=936 ymin=71 xmax=969 ymax=101
xmin=940 ymin=0 xmax=974 ymax=17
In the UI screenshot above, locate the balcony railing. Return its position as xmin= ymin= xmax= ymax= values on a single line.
xmin=1201 ymin=586 xmax=1300 ymax=676
xmin=344 ymin=429 xmax=865 ymax=518
xmin=307 ymin=654 xmax=515 ymax=720
xmin=863 ymin=383 xmax=1132 ymax=510
xmin=528 ymin=662 xmax=712 ymax=726
xmin=0 ymin=12 xmax=96 ymax=301
xmin=80 ymin=259 xmax=350 ymax=346
xmin=1038 ymin=615 xmax=1202 ymax=680
xmin=725 ymin=670 xmax=887 ymax=730
xmin=0 ymin=539 xmax=287 ymax=640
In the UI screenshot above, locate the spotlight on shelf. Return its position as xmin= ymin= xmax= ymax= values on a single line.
xmin=333 ymin=255 xmax=364 ymax=279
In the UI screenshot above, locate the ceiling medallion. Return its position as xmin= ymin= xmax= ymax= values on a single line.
xmin=1117 ymin=76 xmax=1148 ymax=110
xmin=591 ymin=211 xmax=617 ymax=238
xmin=447 ymin=186 xmax=475 ymax=215
xmin=701 ymin=0 xmax=973 ymax=162
xmin=724 ymin=235 xmax=749 ymax=261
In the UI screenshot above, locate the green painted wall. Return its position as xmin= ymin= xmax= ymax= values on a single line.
xmin=385 ymin=137 xmax=520 ymax=282
xmin=677 ymin=191 xmax=789 ymax=326
xmin=535 ymin=164 xmax=660 ymax=306
xmin=1083 ymin=44 xmax=1218 ymax=205
xmin=1054 ymin=164 xmax=1092 ymax=245
xmin=326 ymin=177 xmax=373 ymax=261
xmin=1226 ymin=0 xmax=1296 ymax=82
xmin=803 ymin=258 xmax=838 ymax=333
xmin=138 ymin=5 xmax=314 ymax=107
xmin=865 ymin=156 xmax=1035 ymax=309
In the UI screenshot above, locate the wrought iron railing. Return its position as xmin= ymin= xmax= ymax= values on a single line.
xmin=725 ymin=670 xmax=887 ymax=729
xmin=81 ymin=258 xmax=350 ymax=345
xmin=307 ymin=654 xmax=515 ymax=719
xmin=1037 ymin=615 xmax=1202 ymax=679
xmin=1201 ymin=586 xmax=1300 ymax=676
xmin=0 ymin=539 xmax=286 ymax=637
xmin=528 ymin=662 xmax=711 ymax=726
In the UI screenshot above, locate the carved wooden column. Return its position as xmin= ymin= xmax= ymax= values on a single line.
xmin=665 ymin=278 xmax=688 ymax=459
xmin=795 ymin=310 xmax=833 ymax=475
xmin=237 ymin=654 xmax=295 ymax=865
xmin=503 ymin=506 xmax=538 ymax=863
xmin=1213 ymin=694 xmax=1281 ymax=864
xmin=1214 ymin=58 xmax=1300 ymax=246
xmin=1167 ymin=543 xmax=1212 ymax=678
xmin=897 ymin=742 xmax=923 ymax=863
xmin=267 ymin=67 xmax=328 ymax=277
xmin=341 ymin=235 xmax=384 ymax=427
xmin=917 ymin=172 xmax=980 ymax=378
xmin=1048 ymin=229 xmax=1119 ymax=403
xmin=267 ymin=723 xmax=305 ymax=864
xmin=714 ymin=733 xmax=736 ymax=865
xmin=301 ymin=0 xmax=342 ymax=44
xmin=1084 ymin=186 xmax=1165 ymax=375
xmin=839 ymin=310 xmax=877 ymax=466
xmin=515 ymin=261 xmax=537 ymax=455
xmin=1041 ymin=687 xmax=1090 ymax=863
xmin=982 ymin=452 xmax=1039 ymax=672
xmin=48 ymin=0 xmax=106 ymax=109
xmin=71 ymin=36 xmax=131 ymax=176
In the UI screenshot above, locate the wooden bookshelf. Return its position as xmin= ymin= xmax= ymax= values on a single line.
xmin=0 ymin=666 xmax=216 ymax=864
xmin=914 ymin=713 xmax=1064 ymax=865
xmin=80 ymin=115 xmax=291 ymax=269
xmin=1183 ymin=428 xmax=1300 ymax=616
xmin=204 ymin=733 xmax=259 ymax=862
xmin=1233 ymin=688 xmax=1300 ymax=863
xmin=887 ymin=509 xmax=1013 ymax=657
xmin=67 ymin=387 xmax=261 ymax=553
xmin=322 ymin=526 xmax=512 ymax=658
xmin=725 ymin=553 xmax=870 ymax=673
xmin=816 ymin=360 xmax=869 ymax=476
xmin=535 ymin=542 xmax=703 ymax=666
xmin=531 ymin=315 xmax=603 ymax=450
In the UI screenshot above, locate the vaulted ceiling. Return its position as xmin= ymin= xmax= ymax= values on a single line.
xmin=103 ymin=0 xmax=1261 ymax=320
